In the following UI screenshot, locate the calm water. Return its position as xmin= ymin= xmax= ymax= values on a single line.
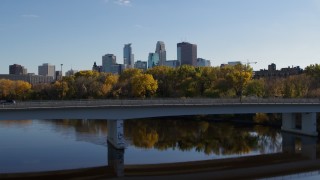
xmin=0 ymin=118 xmax=319 ymax=179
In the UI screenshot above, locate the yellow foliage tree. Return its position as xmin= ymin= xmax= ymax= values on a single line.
xmin=14 ymin=80 xmax=32 ymax=100
xmin=131 ymin=74 xmax=158 ymax=98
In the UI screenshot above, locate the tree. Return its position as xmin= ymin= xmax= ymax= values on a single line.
xmin=305 ymin=64 xmax=320 ymax=79
xmin=117 ymin=69 xmax=158 ymax=98
xmin=0 ymin=79 xmax=14 ymax=99
xmin=173 ymin=65 xmax=198 ymax=97
xmin=146 ymin=66 xmax=175 ymax=97
xmin=99 ymin=74 xmax=118 ymax=97
xmin=225 ymin=64 xmax=253 ymax=100
xmin=131 ymin=74 xmax=158 ymax=98
xmin=13 ymin=80 xmax=32 ymax=100
xmin=245 ymin=79 xmax=265 ymax=97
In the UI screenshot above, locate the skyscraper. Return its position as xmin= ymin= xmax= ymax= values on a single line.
xmin=177 ymin=42 xmax=197 ymax=66
xmin=123 ymin=43 xmax=134 ymax=69
xmin=102 ymin=54 xmax=117 ymax=73
xmin=155 ymin=41 xmax=166 ymax=66
xmin=38 ymin=63 xmax=55 ymax=78
xmin=9 ymin=64 xmax=27 ymax=75
xmin=148 ymin=53 xmax=160 ymax=69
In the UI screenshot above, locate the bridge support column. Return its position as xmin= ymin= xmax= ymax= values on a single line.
xmin=108 ymin=142 xmax=124 ymax=177
xmin=282 ymin=113 xmax=318 ymax=136
xmin=107 ymin=119 xmax=126 ymax=149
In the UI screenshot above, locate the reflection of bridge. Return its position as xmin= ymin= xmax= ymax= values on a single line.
xmin=1 ymin=132 xmax=319 ymax=179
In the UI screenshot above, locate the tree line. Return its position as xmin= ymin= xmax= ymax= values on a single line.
xmin=1 ymin=63 xmax=320 ymax=100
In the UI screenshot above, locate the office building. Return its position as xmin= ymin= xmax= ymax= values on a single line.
xmin=155 ymin=41 xmax=166 ymax=66
xmin=0 ymin=74 xmax=54 ymax=85
xmin=177 ymin=42 xmax=197 ymax=66
xmin=111 ymin=64 xmax=125 ymax=75
xmin=197 ymin=58 xmax=211 ymax=67
xmin=55 ymin=71 xmax=62 ymax=81
xmin=134 ymin=60 xmax=148 ymax=71
xmin=38 ymin=63 xmax=55 ymax=78
xmin=164 ymin=60 xmax=180 ymax=68
xmin=124 ymin=43 xmax=134 ymax=69
xmin=102 ymin=54 xmax=117 ymax=73
xmin=9 ymin=64 xmax=27 ymax=75
xmin=148 ymin=53 xmax=160 ymax=69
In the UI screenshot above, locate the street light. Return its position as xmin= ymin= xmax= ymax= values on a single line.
xmin=61 ymin=64 xmax=63 ymax=99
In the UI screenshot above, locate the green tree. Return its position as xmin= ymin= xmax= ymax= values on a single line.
xmin=245 ymin=79 xmax=265 ymax=97
xmin=146 ymin=66 xmax=175 ymax=97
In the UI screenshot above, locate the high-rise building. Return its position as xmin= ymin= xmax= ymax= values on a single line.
xmin=148 ymin=53 xmax=160 ymax=69
xmin=9 ymin=64 xmax=27 ymax=75
xmin=123 ymin=43 xmax=134 ymax=69
xmin=155 ymin=41 xmax=166 ymax=66
xmin=55 ymin=71 xmax=62 ymax=81
xmin=197 ymin=58 xmax=211 ymax=67
xmin=38 ymin=63 xmax=55 ymax=78
xmin=134 ymin=60 xmax=148 ymax=71
xmin=177 ymin=42 xmax=197 ymax=66
xmin=102 ymin=54 xmax=117 ymax=73
xmin=164 ymin=60 xmax=180 ymax=68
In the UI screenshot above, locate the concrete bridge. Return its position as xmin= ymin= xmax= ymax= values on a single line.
xmin=1 ymin=98 xmax=320 ymax=149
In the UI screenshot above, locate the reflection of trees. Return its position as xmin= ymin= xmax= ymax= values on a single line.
xmin=125 ymin=119 xmax=262 ymax=155
xmin=0 ymin=120 xmax=32 ymax=127
xmin=254 ymin=125 xmax=282 ymax=153
xmin=34 ymin=118 xmax=281 ymax=156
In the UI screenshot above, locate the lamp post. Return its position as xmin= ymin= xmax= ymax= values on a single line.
xmin=61 ymin=64 xmax=63 ymax=99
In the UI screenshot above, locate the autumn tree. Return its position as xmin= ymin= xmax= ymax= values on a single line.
xmin=0 ymin=79 xmax=32 ymax=100
xmin=117 ymin=69 xmax=158 ymax=98
xmin=225 ymin=64 xmax=253 ymax=99
xmin=146 ymin=66 xmax=175 ymax=97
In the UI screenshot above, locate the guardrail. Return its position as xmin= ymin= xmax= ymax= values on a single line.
xmin=1 ymin=98 xmax=320 ymax=109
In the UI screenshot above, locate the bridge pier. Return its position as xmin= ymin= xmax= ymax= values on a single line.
xmin=107 ymin=119 xmax=126 ymax=149
xmin=108 ymin=142 xmax=124 ymax=177
xmin=282 ymin=132 xmax=317 ymax=160
xmin=281 ymin=113 xmax=318 ymax=136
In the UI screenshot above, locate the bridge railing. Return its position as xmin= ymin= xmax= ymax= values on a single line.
xmin=1 ymin=98 xmax=320 ymax=109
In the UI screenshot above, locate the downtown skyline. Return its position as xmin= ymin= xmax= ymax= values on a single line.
xmin=1 ymin=0 xmax=320 ymax=74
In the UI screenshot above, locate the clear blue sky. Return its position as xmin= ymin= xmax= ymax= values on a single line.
xmin=1 ymin=0 xmax=320 ymax=74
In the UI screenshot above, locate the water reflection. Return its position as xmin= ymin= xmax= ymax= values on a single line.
xmin=125 ymin=119 xmax=281 ymax=156
xmin=0 ymin=118 xmax=319 ymax=178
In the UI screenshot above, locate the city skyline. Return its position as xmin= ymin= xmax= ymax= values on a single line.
xmin=1 ymin=0 xmax=320 ymax=74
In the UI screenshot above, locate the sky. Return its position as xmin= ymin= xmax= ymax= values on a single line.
xmin=1 ymin=0 xmax=320 ymax=74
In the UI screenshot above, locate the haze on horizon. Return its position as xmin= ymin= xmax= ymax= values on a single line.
xmin=1 ymin=0 xmax=320 ymax=74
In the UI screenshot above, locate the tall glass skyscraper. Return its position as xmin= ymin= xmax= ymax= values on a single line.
xmin=155 ymin=41 xmax=166 ymax=66
xmin=123 ymin=43 xmax=134 ymax=69
xmin=148 ymin=53 xmax=160 ymax=69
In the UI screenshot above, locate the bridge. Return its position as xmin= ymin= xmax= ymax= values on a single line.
xmin=1 ymin=98 xmax=320 ymax=148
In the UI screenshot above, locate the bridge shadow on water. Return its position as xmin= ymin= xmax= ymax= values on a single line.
xmin=1 ymin=131 xmax=320 ymax=180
